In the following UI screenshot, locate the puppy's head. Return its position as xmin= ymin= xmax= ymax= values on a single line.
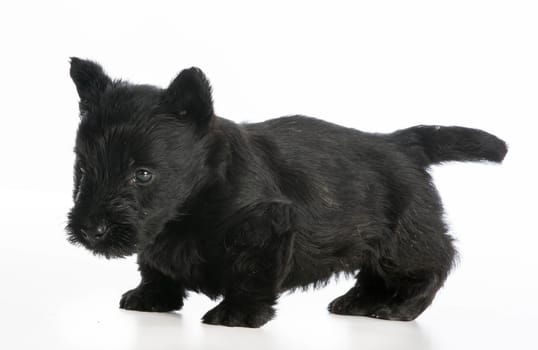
xmin=66 ymin=58 xmax=215 ymax=258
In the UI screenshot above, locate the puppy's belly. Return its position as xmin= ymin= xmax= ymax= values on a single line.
xmin=280 ymin=244 xmax=363 ymax=291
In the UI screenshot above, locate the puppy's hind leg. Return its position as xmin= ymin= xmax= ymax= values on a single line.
xmin=328 ymin=268 xmax=445 ymax=321
xmin=329 ymin=207 xmax=456 ymax=321
xmin=120 ymin=262 xmax=186 ymax=312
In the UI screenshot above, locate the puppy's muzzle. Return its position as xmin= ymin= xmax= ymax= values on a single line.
xmin=80 ymin=222 xmax=109 ymax=243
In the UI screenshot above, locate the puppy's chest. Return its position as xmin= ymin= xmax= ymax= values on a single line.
xmin=143 ymin=232 xmax=222 ymax=295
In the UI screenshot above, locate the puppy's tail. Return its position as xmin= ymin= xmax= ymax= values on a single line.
xmin=390 ymin=125 xmax=508 ymax=167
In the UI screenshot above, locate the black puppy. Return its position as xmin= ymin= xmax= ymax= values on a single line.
xmin=66 ymin=58 xmax=507 ymax=328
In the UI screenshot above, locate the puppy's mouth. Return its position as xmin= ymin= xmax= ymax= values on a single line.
xmin=66 ymin=224 xmax=138 ymax=259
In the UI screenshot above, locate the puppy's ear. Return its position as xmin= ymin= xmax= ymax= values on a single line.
xmin=162 ymin=67 xmax=214 ymax=128
xmin=69 ymin=57 xmax=111 ymax=112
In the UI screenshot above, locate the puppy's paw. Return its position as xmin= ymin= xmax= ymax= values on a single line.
xmin=202 ymin=301 xmax=275 ymax=328
xmin=119 ymin=287 xmax=183 ymax=312
xmin=328 ymin=294 xmax=416 ymax=321
xmin=328 ymin=293 xmax=357 ymax=315
xmin=328 ymin=291 xmax=373 ymax=316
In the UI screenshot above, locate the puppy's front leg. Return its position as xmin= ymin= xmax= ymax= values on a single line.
xmin=202 ymin=202 xmax=295 ymax=328
xmin=120 ymin=262 xmax=186 ymax=312
xmin=202 ymin=290 xmax=277 ymax=328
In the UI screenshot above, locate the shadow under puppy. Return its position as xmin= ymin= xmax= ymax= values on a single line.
xmin=66 ymin=58 xmax=507 ymax=328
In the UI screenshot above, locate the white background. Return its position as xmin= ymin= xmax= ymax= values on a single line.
xmin=1 ymin=1 xmax=537 ymax=349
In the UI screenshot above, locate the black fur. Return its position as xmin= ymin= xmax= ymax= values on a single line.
xmin=66 ymin=58 xmax=507 ymax=328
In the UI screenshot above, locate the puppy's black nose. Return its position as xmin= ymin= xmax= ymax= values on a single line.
xmin=81 ymin=223 xmax=109 ymax=242
xmin=96 ymin=223 xmax=108 ymax=239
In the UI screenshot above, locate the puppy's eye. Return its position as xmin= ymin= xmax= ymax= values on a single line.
xmin=134 ymin=169 xmax=153 ymax=184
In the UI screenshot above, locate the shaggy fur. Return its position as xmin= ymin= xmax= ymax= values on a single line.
xmin=66 ymin=58 xmax=507 ymax=328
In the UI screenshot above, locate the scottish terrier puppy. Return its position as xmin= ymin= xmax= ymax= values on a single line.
xmin=66 ymin=58 xmax=507 ymax=328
